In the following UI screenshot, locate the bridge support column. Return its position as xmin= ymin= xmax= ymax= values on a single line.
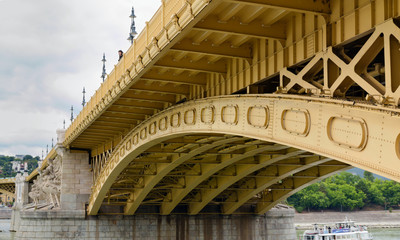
xmin=15 ymin=207 xmax=295 ymax=239
xmin=57 ymin=129 xmax=92 ymax=211
xmin=10 ymin=171 xmax=29 ymax=232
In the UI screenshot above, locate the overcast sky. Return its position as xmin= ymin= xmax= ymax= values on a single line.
xmin=0 ymin=0 xmax=160 ymax=157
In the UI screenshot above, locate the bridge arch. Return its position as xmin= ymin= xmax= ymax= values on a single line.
xmin=88 ymin=94 xmax=400 ymax=215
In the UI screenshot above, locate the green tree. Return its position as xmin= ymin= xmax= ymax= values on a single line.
xmin=302 ymin=184 xmax=330 ymax=210
xmin=330 ymin=172 xmax=361 ymax=185
xmin=327 ymin=183 xmax=365 ymax=210
xmin=363 ymin=171 xmax=375 ymax=182
xmin=0 ymin=155 xmax=39 ymax=177
xmin=356 ymin=179 xmax=384 ymax=205
xmin=23 ymin=155 xmax=33 ymax=161
xmin=379 ymin=180 xmax=400 ymax=207
xmin=329 ymin=188 xmax=347 ymax=211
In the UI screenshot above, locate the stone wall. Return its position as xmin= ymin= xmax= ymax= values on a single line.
xmin=60 ymin=150 xmax=92 ymax=211
xmin=15 ymin=208 xmax=295 ymax=240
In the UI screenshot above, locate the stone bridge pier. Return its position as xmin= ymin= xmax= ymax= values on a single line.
xmin=10 ymin=129 xmax=296 ymax=240
xmin=10 ymin=171 xmax=29 ymax=232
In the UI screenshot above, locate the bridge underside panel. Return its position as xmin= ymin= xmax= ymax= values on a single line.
xmin=88 ymin=95 xmax=400 ymax=215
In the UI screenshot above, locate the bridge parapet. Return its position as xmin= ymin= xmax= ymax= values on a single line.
xmin=0 ymin=178 xmax=16 ymax=184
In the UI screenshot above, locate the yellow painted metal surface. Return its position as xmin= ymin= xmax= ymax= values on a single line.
xmin=63 ymin=0 xmax=400 ymax=151
xmin=0 ymin=178 xmax=16 ymax=197
xmin=19 ymin=0 xmax=400 ymax=214
xmin=0 ymin=191 xmax=14 ymax=203
xmin=87 ymin=94 xmax=400 ymax=215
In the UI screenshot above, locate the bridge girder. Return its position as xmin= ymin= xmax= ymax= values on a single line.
xmin=193 ymin=15 xmax=286 ymax=41
xmin=141 ymin=70 xmax=207 ymax=87
xmin=171 ymin=38 xmax=252 ymax=60
xmin=223 ymin=0 xmax=331 ymax=15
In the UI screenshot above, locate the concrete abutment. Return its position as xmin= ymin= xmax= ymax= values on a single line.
xmin=15 ymin=208 xmax=296 ymax=240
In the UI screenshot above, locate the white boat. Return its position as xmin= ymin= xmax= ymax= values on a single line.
xmin=300 ymin=218 xmax=373 ymax=240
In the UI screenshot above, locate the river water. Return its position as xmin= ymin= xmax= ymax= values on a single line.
xmin=297 ymin=228 xmax=400 ymax=239
xmin=369 ymin=228 xmax=400 ymax=239
xmin=0 ymin=218 xmax=397 ymax=239
xmin=0 ymin=220 xmax=14 ymax=240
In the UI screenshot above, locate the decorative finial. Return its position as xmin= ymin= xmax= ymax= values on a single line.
xmin=46 ymin=144 xmax=49 ymax=155
xmin=51 ymin=138 xmax=54 ymax=148
xmin=63 ymin=119 xmax=66 ymax=129
xmin=101 ymin=53 xmax=107 ymax=82
xmin=70 ymin=105 xmax=74 ymax=123
xmin=127 ymin=7 xmax=137 ymax=44
xmin=41 ymin=150 xmax=44 ymax=160
xmin=82 ymin=87 xmax=86 ymax=107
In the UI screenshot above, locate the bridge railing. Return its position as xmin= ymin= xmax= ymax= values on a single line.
xmin=64 ymin=0 xmax=204 ymax=146
xmin=0 ymin=178 xmax=16 ymax=184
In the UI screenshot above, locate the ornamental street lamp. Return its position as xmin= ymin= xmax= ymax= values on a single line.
xmin=127 ymin=7 xmax=137 ymax=44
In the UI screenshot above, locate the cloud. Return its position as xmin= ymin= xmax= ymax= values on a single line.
xmin=0 ymin=0 xmax=160 ymax=156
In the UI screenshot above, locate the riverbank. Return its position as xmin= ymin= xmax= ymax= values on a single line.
xmin=294 ymin=210 xmax=400 ymax=229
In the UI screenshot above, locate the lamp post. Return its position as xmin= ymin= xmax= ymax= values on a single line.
xmin=127 ymin=7 xmax=137 ymax=44
xmin=101 ymin=53 xmax=107 ymax=82
xmin=82 ymin=87 xmax=86 ymax=107
xmin=70 ymin=105 xmax=74 ymax=123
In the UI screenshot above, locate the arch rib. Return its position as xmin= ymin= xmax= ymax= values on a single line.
xmin=124 ymin=136 xmax=244 ymax=215
xmin=255 ymin=165 xmax=352 ymax=214
xmin=220 ymin=157 xmax=334 ymax=214
xmin=188 ymin=149 xmax=306 ymax=215
xmin=160 ymin=144 xmax=290 ymax=215
xmin=88 ymin=95 xmax=400 ymax=215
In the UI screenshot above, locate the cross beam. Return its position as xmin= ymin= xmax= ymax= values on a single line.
xmin=223 ymin=0 xmax=330 ymax=15
xmin=194 ymin=15 xmax=286 ymax=41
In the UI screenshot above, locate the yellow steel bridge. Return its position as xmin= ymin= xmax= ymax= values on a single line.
xmin=16 ymin=0 xmax=400 ymax=216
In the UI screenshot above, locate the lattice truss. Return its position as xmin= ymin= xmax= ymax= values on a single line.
xmin=0 ymin=183 xmax=15 ymax=197
xmin=278 ymin=19 xmax=400 ymax=106
xmin=94 ymin=134 xmax=348 ymax=215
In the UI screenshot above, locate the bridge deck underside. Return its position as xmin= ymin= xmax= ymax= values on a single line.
xmin=100 ymin=134 xmax=349 ymax=215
